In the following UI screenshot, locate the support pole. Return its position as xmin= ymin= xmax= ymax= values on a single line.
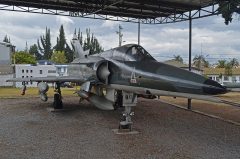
xmin=188 ymin=12 xmax=192 ymax=110
xmin=138 ymin=19 xmax=140 ymax=45
xmin=116 ymin=25 xmax=123 ymax=47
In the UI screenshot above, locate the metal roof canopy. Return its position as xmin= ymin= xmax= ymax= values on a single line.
xmin=0 ymin=0 xmax=229 ymax=110
xmin=0 ymin=0 xmax=219 ymax=24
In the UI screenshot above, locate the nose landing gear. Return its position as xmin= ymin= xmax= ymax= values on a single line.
xmin=113 ymin=91 xmax=139 ymax=134
xmin=119 ymin=106 xmax=134 ymax=131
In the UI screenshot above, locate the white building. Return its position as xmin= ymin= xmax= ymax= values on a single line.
xmin=0 ymin=42 xmax=69 ymax=87
xmin=14 ymin=64 xmax=69 ymax=88
xmin=0 ymin=42 xmax=15 ymax=87
xmin=0 ymin=65 xmax=14 ymax=87
xmin=0 ymin=42 xmax=15 ymax=65
xmin=15 ymin=64 xmax=58 ymax=87
xmin=203 ymin=68 xmax=240 ymax=84
xmin=164 ymin=59 xmax=203 ymax=75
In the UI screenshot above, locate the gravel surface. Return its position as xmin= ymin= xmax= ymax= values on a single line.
xmin=0 ymin=97 xmax=239 ymax=159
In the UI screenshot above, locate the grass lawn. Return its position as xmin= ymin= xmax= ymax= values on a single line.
xmin=1 ymin=86 xmax=240 ymax=103
xmin=0 ymin=87 xmax=78 ymax=98
xmin=1 ymin=87 xmax=239 ymax=122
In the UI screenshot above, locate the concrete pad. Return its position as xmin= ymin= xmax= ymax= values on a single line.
xmin=47 ymin=107 xmax=67 ymax=112
xmin=112 ymin=129 xmax=139 ymax=135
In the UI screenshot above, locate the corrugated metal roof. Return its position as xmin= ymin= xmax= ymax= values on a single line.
xmin=0 ymin=0 xmax=215 ymax=19
xmin=204 ymin=68 xmax=240 ymax=75
xmin=164 ymin=59 xmax=202 ymax=71
xmin=164 ymin=59 xmax=188 ymax=68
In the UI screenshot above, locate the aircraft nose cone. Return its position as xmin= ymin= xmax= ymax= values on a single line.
xmin=203 ymin=79 xmax=227 ymax=95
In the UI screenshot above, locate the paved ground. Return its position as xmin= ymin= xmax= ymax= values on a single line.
xmin=0 ymin=97 xmax=239 ymax=159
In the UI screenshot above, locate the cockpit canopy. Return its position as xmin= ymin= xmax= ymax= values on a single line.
xmin=100 ymin=44 xmax=157 ymax=62
xmin=124 ymin=44 xmax=156 ymax=61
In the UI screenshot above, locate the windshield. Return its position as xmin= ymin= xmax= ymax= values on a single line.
xmin=127 ymin=45 xmax=156 ymax=61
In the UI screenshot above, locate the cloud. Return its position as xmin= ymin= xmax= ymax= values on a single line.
xmin=101 ymin=20 xmax=120 ymax=29
xmin=55 ymin=17 xmax=76 ymax=44
xmin=0 ymin=10 xmax=239 ymax=63
xmin=56 ymin=16 xmax=74 ymax=26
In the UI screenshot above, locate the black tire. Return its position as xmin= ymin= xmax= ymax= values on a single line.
xmin=119 ymin=124 xmax=131 ymax=130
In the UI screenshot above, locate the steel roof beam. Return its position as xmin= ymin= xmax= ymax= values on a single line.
xmin=0 ymin=0 xmax=220 ymax=24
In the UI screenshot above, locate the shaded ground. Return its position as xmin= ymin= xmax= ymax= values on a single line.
xmin=0 ymin=97 xmax=239 ymax=159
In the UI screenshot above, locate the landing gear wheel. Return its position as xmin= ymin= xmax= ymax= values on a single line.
xmin=119 ymin=112 xmax=133 ymax=131
xmin=53 ymin=93 xmax=63 ymax=109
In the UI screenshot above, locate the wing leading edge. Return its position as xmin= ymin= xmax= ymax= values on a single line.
xmin=6 ymin=76 xmax=87 ymax=83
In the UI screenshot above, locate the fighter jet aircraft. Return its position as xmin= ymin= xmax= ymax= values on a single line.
xmin=7 ymin=34 xmax=238 ymax=130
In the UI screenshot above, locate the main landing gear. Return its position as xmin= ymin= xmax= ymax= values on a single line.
xmin=53 ymin=82 xmax=63 ymax=109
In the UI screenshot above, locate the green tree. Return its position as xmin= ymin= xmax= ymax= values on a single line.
xmin=3 ymin=35 xmax=10 ymax=43
xmin=55 ymin=25 xmax=66 ymax=51
xmin=51 ymin=51 xmax=67 ymax=64
xmin=13 ymin=51 xmax=36 ymax=64
xmin=77 ymin=28 xmax=83 ymax=45
xmin=65 ymin=28 xmax=104 ymax=61
xmin=224 ymin=59 xmax=239 ymax=76
xmin=218 ymin=0 xmax=240 ymax=25
xmin=83 ymin=28 xmax=91 ymax=52
xmin=29 ymin=44 xmax=43 ymax=60
xmin=92 ymin=37 xmax=104 ymax=54
xmin=229 ymin=58 xmax=239 ymax=68
xmin=54 ymin=25 xmax=74 ymax=63
xmin=83 ymin=28 xmax=104 ymax=55
xmin=225 ymin=62 xmax=233 ymax=76
xmin=65 ymin=43 xmax=74 ymax=63
xmin=173 ymin=55 xmax=183 ymax=63
xmin=38 ymin=27 xmax=52 ymax=60
xmin=193 ymin=55 xmax=209 ymax=69
xmin=216 ymin=59 xmax=237 ymax=76
xmin=216 ymin=60 xmax=227 ymax=68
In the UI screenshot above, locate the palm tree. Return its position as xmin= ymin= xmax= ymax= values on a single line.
xmin=193 ymin=55 xmax=209 ymax=69
xmin=229 ymin=58 xmax=239 ymax=68
xmin=216 ymin=59 xmax=237 ymax=77
xmin=216 ymin=60 xmax=226 ymax=68
xmin=225 ymin=62 xmax=233 ymax=76
xmin=173 ymin=55 xmax=183 ymax=63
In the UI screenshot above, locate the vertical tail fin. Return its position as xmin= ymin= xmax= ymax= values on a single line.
xmin=71 ymin=34 xmax=89 ymax=58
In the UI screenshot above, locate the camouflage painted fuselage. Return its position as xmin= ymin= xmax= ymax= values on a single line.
xmin=69 ymin=44 xmax=227 ymax=96
xmin=107 ymin=60 xmax=226 ymax=95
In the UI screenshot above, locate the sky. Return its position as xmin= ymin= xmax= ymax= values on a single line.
xmin=0 ymin=9 xmax=240 ymax=63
